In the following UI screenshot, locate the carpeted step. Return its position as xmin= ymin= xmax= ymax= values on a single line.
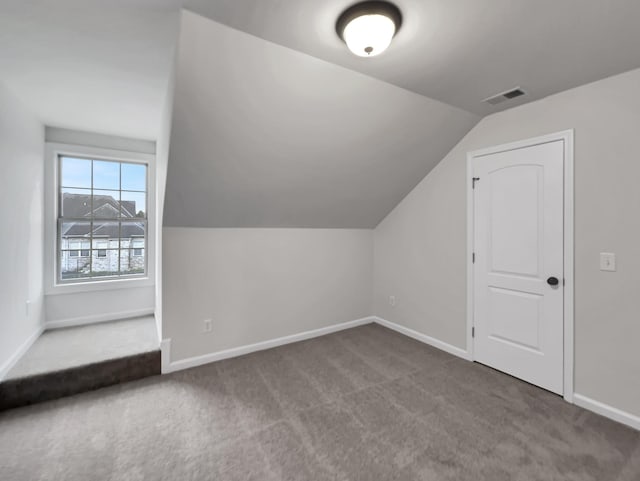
xmin=0 ymin=350 xmax=160 ymax=411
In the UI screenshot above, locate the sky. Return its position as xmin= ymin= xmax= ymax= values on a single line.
xmin=61 ymin=156 xmax=147 ymax=215
xmin=61 ymin=157 xmax=146 ymax=191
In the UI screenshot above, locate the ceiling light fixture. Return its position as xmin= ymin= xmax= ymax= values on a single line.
xmin=336 ymin=1 xmax=402 ymax=58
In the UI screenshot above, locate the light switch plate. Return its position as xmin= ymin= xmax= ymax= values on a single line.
xmin=600 ymin=252 xmax=616 ymax=272
xmin=203 ymin=319 xmax=213 ymax=332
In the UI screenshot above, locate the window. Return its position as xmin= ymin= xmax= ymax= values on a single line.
xmin=57 ymin=156 xmax=147 ymax=282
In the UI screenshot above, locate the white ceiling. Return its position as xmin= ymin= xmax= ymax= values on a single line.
xmin=186 ymin=0 xmax=640 ymax=116
xmin=2 ymin=0 xmax=639 ymax=138
xmin=3 ymin=0 xmax=640 ymax=227
xmin=0 ymin=0 xmax=182 ymax=140
xmin=163 ymin=12 xmax=478 ymax=228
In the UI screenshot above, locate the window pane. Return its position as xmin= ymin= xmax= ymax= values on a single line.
xmin=61 ymin=157 xmax=91 ymax=188
xmin=120 ymin=249 xmax=145 ymax=275
xmin=60 ymin=250 xmax=92 ymax=280
xmin=120 ymin=191 xmax=146 ymax=218
xmin=121 ymin=163 xmax=146 ymax=191
xmin=119 ymin=222 xmax=145 ymax=246
xmin=91 ymin=250 xmax=120 ymax=277
xmin=92 ymin=160 xmax=120 ymax=190
xmin=92 ymin=190 xmax=121 ymax=218
xmin=57 ymin=157 xmax=147 ymax=283
xmin=60 ymin=220 xmax=91 ymax=242
xmin=60 ymin=188 xmax=92 ymax=218
xmin=131 ymin=237 xmax=145 ymax=249
xmin=92 ymin=238 xmax=118 ymax=249
xmin=92 ymin=221 xmax=120 ymax=248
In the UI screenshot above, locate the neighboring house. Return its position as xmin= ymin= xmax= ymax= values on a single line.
xmin=60 ymin=193 xmax=145 ymax=279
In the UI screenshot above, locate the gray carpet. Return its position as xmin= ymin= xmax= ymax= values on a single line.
xmin=5 ymin=316 xmax=159 ymax=380
xmin=0 ymin=324 xmax=638 ymax=480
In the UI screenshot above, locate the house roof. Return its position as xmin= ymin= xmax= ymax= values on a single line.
xmin=62 ymin=193 xmax=136 ymax=219
xmin=63 ymin=222 xmax=145 ymax=239
xmin=61 ymin=193 xmax=144 ymax=238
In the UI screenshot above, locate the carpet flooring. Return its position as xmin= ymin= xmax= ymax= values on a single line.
xmin=0 ymin=323 xmax=638 ymax=480
xmin=6 ymin=316 xmax=159 ymax=380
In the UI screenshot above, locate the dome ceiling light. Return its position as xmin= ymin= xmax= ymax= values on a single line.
xmin=336 ymin=1 xmax=402 ymax=58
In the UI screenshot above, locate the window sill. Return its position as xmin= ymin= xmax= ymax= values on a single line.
xmin=45 ymin=276 xmax=154 ymax=296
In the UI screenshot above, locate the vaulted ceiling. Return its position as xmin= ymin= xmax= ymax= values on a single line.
xmin=2 ymin=1 xmax=640 ymax=228
xmin=0 ymin=0 xmax=181 ymax=139
xmin=163 ymin=11 xmax=478 ymax=228
xmin=185 ymin=0 xmax=640 ymax=116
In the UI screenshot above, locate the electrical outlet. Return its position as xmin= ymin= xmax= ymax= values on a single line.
xmin=203 ymin=319 xmax=213 ymax=333
xmin=389 ymin=296 xmax=396 ymax=307
xmin=600 ymin=252 xmax=616 ymax=272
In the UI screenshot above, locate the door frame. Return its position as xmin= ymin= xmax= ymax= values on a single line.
xmin=466 ymin=130 xmax=574 ymax=403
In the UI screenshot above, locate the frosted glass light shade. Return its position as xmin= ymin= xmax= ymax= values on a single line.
xmin=343 ymin=14 xmax=396 ymax=57
xmin=336 ymin=2 xmax=402 ymax=58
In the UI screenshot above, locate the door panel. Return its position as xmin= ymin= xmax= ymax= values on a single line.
xmin=488 ymin=287 xmax=542 ymax=352
xmin=489 ymin=165 xmax=542 ymax=277
xmin=473 ymin=140 xmax=564 ymax=394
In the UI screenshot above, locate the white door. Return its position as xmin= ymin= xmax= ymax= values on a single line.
xmin=472 ymin=140 xmax=564 ymax=394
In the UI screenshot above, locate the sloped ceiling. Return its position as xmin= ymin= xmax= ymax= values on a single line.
xmin=163 ymin=11 xmax=479 ymax=228
xmin=186 ymin=0 xmax=640 ymax=116
xmin=0 ymin=0 xmax=181 ymax=140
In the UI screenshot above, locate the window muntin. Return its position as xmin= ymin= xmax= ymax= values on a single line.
xmin=58 ymin=156 xmax=147 ymax=282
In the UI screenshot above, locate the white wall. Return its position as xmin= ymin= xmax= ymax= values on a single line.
xmin=0 ymin=83 xmax=45 ymax=378
xmin=374 ymin=68 xmax=640 ymax=417
xmin=154 ymin=38 xmax=178 ymax=342
xmin=45 ymin=127 xmax=156 ymax=155
xmin=45 ymin=287 xmax=155 ymax=329
xmin=163 ymin=228 xmax=372 ymax=361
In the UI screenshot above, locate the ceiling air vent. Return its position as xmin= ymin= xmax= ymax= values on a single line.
xmin=483 ymin=87 xmax=526 ymax=105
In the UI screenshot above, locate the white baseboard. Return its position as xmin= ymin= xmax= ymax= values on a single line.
xmin=45 ymin=308 xmax=155 ymax=330
xmin=373 ymin=316 xmax=471 ymax=360
xmin=158 ymin=313 xmax=640 ymax=433
xmin=163 ymin=316 xmax=375 ymax=374
xmin=0 ymin=325 xmax=44 ymax=381
xmin=574 ymin=394 xmax=640 ymax=431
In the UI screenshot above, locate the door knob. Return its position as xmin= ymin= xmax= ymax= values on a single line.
xmin=547 ymin=277 xmax=559 ymax=286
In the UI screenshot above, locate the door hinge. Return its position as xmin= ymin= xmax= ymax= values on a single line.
xmin=472 ymin=177 xmax=480 ymax=189
xmin=472 ymin=252 xmax=476 ymax=263
xmin=472 ymin=327 xmax=475 ymax=338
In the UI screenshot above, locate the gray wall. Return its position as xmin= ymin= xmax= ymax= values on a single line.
xmin=373 ymin=68 xmax=640 ymax=417
xmin=163 ymin=228 xmax=373 ymax=361
xmin=0 ymin=83 xmax=45 ymax=377
xmin=159 ymin=11 xmax=475 ymax=362
xmin=163 ymin=10 xmax=478 ymax=228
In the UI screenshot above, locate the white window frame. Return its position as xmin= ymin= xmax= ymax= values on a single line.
xmin=45 ymin=143 xmax=156 ymax=295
